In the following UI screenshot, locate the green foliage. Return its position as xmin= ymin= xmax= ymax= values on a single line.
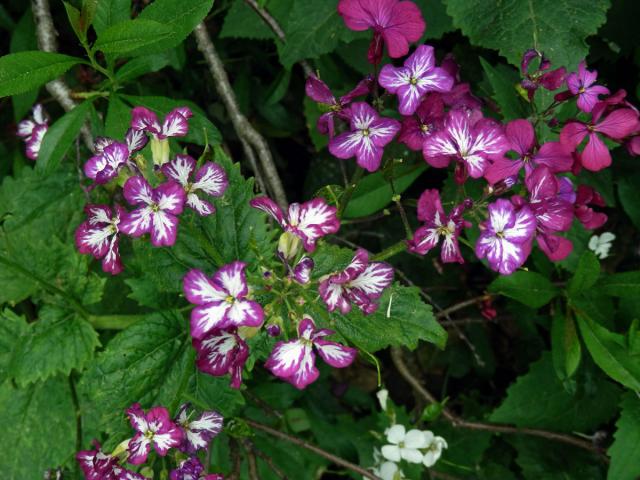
xmin=596 ymin=271 xmax=640 ymax=298
xmin=221 ymin=0 xmax=292 ymax=40
xmin=551 ymin=311 xmax=582 ymax=380
xmin=488 ymin=271 xmax=560 ymax=308
xmin=446 ymin=0 xmax=610 ymax=69
xmin=567 ymin=251 xmax=600 ymax=296
xmin=479 ymin=57 xmax=528 ymax=120
xmin=0 ymin=51 xmax=81 ymax=97
xmin=93 ymin=0 xmax=130 ymax=34
xmin=608 ymin=393 xmax=640 ymax=480
xmin=93 ymin=19 xmax=173 ymax=56
xmin=617 ymin=172 xmax=640 ymax=230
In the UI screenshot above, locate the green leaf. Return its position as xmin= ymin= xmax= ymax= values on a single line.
xmin=551 ymin=312 xmax=581 ymax=380
xmin=8 ymin=307 xmax=99 ymax=386
xmin=104 ymin=94 xmax=131 ymax=138
xmin=221 ymin=0 xmax=292 ymax=40
xmin=567 ymin=251 xmax=600 ymax=297
xmin=445 ymin=0 xmax=611 ymax=69
xmin=344 ymin=163 xmax=427 ymax=218
xmin=0 ymin=310 xmax=28 ymax=381
xmin=618 ymin=172 xmax=640 ymax=230
xmin=115 ymin=53 xmax=173 ymax=82
xmin=37 ymin=100 xmax=93 ymax=173
xmin=137 ymin=0 xmax=214 ymax=53
xmin=416 ymin=0 xmax=455 ymax=40
xmin=488 ymin=271 xmax=560 ymax=308
xmin=490 ymin=352 xmax=619 ymax=432
xmin=608 ymin=392 xmax=640 ymax=480
xmin=0 ymin=51 xmax=81 ymax=97
xmin=0 ymin=377 xmax=76 ymax=479
xmin=303 ymin=97 xmax=328 ymax=151
xmin=121 ymin=94 xmax=221 ymax=146
xmin=93 ymin=0 xmax=130 ymax=35
xmin=93 ymin=19 xmax=172 ymax=55
xmin=575 ymin=310 xmax=640 ymax=390
xmin=316 ymin=283 xmax=447 ymax=352
xmin=479 ymin=58 xmax=528 ymax=120
xmin=597 ymin=271 xmax=640 ymax=298
xmin=9 ymin=11 xmax=39 ymax=121
xmin=79 ymin=311 xmax=190 ymax=435
xmin=278 ymin=0 xmax=365 ymax=68
xmin=189 ymin=372 xmax=245 ymax=417
xmin=64 ymin=1 xmax=85 ymax=41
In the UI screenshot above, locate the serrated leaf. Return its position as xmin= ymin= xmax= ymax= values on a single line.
xmin=0 ymin=51 xmax=81 ymax=97
xmin=189 ymin=372 xmax=245 ymax=417
xmin=316 ymin=283 xmax=447 ymax=352
xmin=445 ymin=0 xmax=610 ymax=69
xmin=0 ymin=309 xmax=28 ymax=381
xmin=415 ymin=0 xmax=454 ymax=40
xmin=490 ymin=352 xmax=619 ymax=432
xmin=0 ymin=377 xmax=76 ymax=479
xmin=608 ymin=392 xmax=640 ymax=480
xmin=551 ymin=312 xmax=581 ymax=380
xmin=567 ymin=251 xmax=600 ymax=296
xmin=9 ymin=307 xmax=99 ymax=386
xmin=37 ymin=99 xmax=93 ymax=173
xmin=344 ymin=162 xmax=427 ymax=218
xmin=137 ymin=0 xmax=213 ymax=53
xmin=93 ymin=19 xmax=172 ymax=55
xmin=479 ymin=57 xmax=528 ymax=120
xmin=575 ymin=309 xmax=640 ymax=390
xmin=93 ymin=0 xmax=130 ymax=35
xmin=488 ymin=271 xmax=559 ymax=308
xmin=596 ymin=271 xmax=640 ymax=298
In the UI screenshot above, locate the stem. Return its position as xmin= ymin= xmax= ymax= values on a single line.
xmin=389 ymin=177 xmax=413 ymax=239
xmin=371 ymin=239 xmax=407 ymax=262
xmin=244 ymin=419 xmax=381 ymax=479
xmin=338 ymin=167 xmax=365 ymax=217
xmin=88 ymin=314 xmax=145 ymax=330
xmin=435 ymin=295 xmax=490 ymax=319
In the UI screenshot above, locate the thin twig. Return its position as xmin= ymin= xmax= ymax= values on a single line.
xmin=240 ymin=138 xmax=267 ymax=195
xmin=435 ymin=295 xmax=489 ymax=319
xmin=390 ymin=347 xmax=608 ymax=460
xmin=247 ymin=440 xmax=288 ymax=480
xmin=193 ymin=22 xmax=288 ymax=209
xmin=244 ymin=419 xmax=381 ymax=480
xmin=243 ymin=0 xmax=313 ymax=77
xmin=228 ymin=439 xmax=242 ymax=480
xmin=31 ymin=0 xmax=93 ymax=150
xmin=243 ymin=441 xmax=259 ymax=480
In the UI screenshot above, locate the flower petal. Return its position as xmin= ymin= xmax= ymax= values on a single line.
xmin=314 ymin=339 xmax=356 ymax=368
xmin=191 ymin=302 xmax=231 ymax=339
xmin=130 ymin=106 xmax=161 ymax=135
xmin=193 ymin=162 xmax=228 ymax=197
xmin=194 ymin=330 xmax=238 ymax=375
xmin=265 ymin=340 xmax=308 ymax=378
xmin=250 ymin=197 xmax=286 ymax=227
xmin=348 ymin=262 xmax=394 ymax=298
xmin=162 ymin=154 xmax=196 ymax=186
xmin=127 ymin=434 xmax=151 ymax=465
xmin=183 ymin=269 xmax=228 ymax=305
xmin=581 ymin=132 xmax=611 ymax=171
xmin=213 ymin=261 xmax=249 ymax=298
xmin=226 ymin=299 xmax=264 ymax=328
xmin=160 ymin=107 xmax=192 ymax=138
xmin=123 ymin=176 xmax=154 ymax=206
xmin=155 ymin=181 xmax=186 ymax=215
xmin=119 ymin=207 xmax=153 ymax=237
xmin=150 ymin=211 xmax=179 ymax=247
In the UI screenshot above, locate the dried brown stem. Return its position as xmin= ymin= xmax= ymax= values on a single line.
xmin=244 ymin=419 xmax=380 ymax=479
xmin=193 ymin=22 xmax=288 ymax=209
xmin=31 ymin=0 xmax=93 ymax=150
xmin=390 ymin=347 xmax=608 ymax=460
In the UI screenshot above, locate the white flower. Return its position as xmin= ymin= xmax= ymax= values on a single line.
xmin=372 ymin=461 xmax=404 ymax=480
xmin=381 ymin=424 xmax=428 ymax=464
xmin=422 ymin=431 xmax=448 ymax=467
xmin=588 ymin=232 xmax=615 ymax=259
xmin=377 ymin=389 xmax=389 ymax=411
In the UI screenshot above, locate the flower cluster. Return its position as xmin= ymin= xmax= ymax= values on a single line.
xmin=77 ymin=403 xmax=223 ymax=479
xmin=74 ymin=106 xmax=228 ymax=274
xmin=17 ymin=104 xmax=49 ymax=160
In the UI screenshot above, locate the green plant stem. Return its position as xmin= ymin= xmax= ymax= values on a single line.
xmin=88 ymin=314 xmax=145 ymax=330
xmin=338 ymin=167 xmax=365 ymax=217
xmin=371 ymin=239 xmax=407 ymax=262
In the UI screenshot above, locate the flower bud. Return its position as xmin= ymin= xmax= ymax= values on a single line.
xmin=238 ymin=326 xmax=260 ymax=339
xmin=266 ymin=323 xmax=281 ymax=337
xmin=150 ymin=137 xmax=170 ymax=166
xmin=277 ymin=231 xmax=302 ymax=261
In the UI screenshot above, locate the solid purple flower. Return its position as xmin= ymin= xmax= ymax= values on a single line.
xmin=475 ymin=199 xmax=536 ymax=275
xmin=84 ymin=141 xmax=130 ymax=184
xmin=250 ymin=197 xmax=340 ymax=252
xmin=407 ymin=189 xmax=469 ymax=263
xmin=318 ymin=248 xmax=394 ymax=314
xmin=119 ymin=176 xmax=186 ymax=246
xmin=183 ymin=261 xmax=264 ymax=339
xmin=162 ymin=155 xmax=228 ymax=216
xmin=423 ymin=109 xmax=509 ymax=179
xmin=379 ymin=45 xmax=454 ymax=116
xmin=485 ymin=119 xmax=572 ymax=184
xmin=328 ymin=102 xmax=400 ymax=172
xmin=337 ymin=0 xmax=425 ymax=61
xmin=520 ymin=49 xmax=566 ymax=100
xmin=175 ymin=404 xmax=223 ymax=453
xmin=130 ymin=106 xmax=192 ymax=140
xmin=397 ymin=94 xmax=445 ymax=151
xmin=305 ymin=75 xmax=371 ymax=137
xmin=560 ymin=105 xmax=639 ymax=171
xmin=17 ymin=104 xmax=49 ymax=161
xmin=193 ymin=328 xmax=249 ymax=389
xmin=126 ymin=404 xmax=183 ymax=465
xmin=265 ymin=315 xmax=357 ymax=389
xmin=575 ymin=184 xmax=607 ymax=230
xmin=566 ymin=61 xmax=610 ymax=113
xmin=75 ymin=204 xmax=125 ymax=275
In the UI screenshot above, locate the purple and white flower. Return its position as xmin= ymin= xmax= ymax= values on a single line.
xmin=126 ymin=404 xmax=183 ymax=465
xmin=17 ymin=104 xmax=49 ymax=160
xmin=250 ymin=196 xmax=340 ymax=253
xmin=175 ymin=403 xmax=223 ymax=453
xmin=119 ymin=176 xmax=186 ymax=247
xmin=423 ymin=109 xmax=509 ymax=179
xmin=162 ymin=155 xmax=228 ymax=216
xmin=75 ymin=204 xmax=125 ymax=275
xmin=475 ymin=199 xmax=536 ymax=275
xmin=291 ymin=256 xmax=314 ymax=285
xmin=378 ymin=45 xmax=454 ymax=116
xmin=193 ymin=328 xmax=249 ymax=389
xmin=84 ymin=129 xmax=148 ymax=183
xmin=328 ymin=102 xmax=401 ymax=172
xmin=265 ymin=315 xmax=356 ymax=389
xmin=170 ymin=457 xmax=224 ymax=480
xmin=130 ymin=106 xmax=192 ymax=166
xmin=318 ymin=248 xmax=394 ymax=314
xmin=397 ymin=94 xmax=445 ymax=151
xmin=407 ymin=190 xmax=469 ymax=263
xmin=77 ymin=441 xmax=145 ymax=480
xmin=183 ymin=261 xmax=264 ymax=339
xmin=566 ymin=61 xmax=610 ymax=113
